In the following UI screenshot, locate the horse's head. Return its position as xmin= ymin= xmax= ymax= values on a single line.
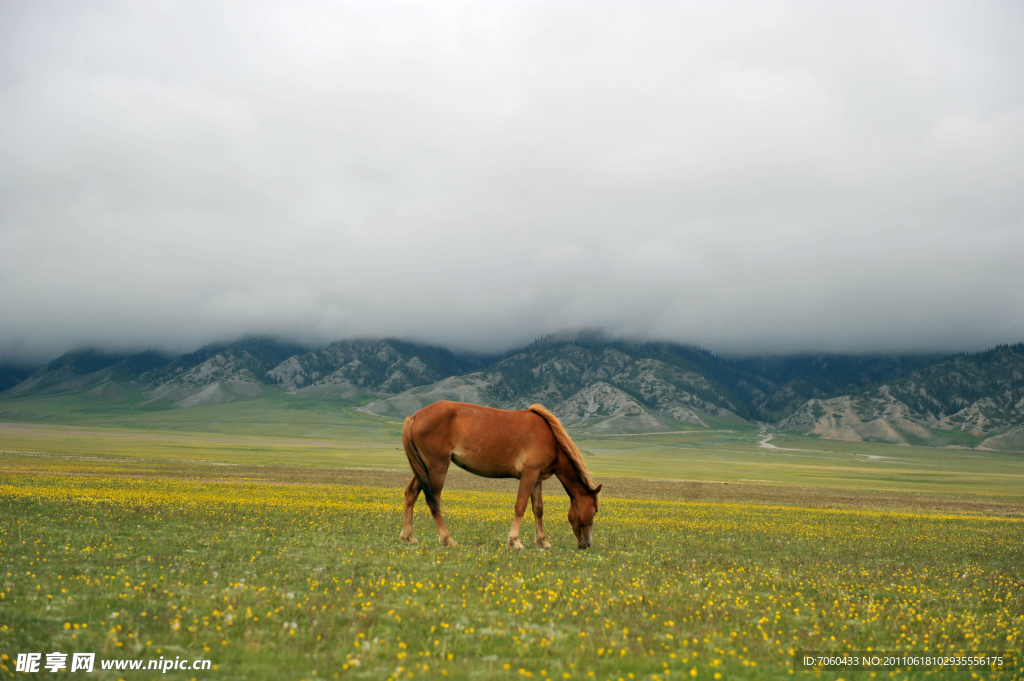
xmin=568 ymin=484 xmax=602 ymax=549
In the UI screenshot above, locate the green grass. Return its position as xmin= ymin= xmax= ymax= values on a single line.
xmin=3 ymin=407 xmax=1023 ymax=496
xmin=1 ymin=470 xmax=1021 ymax=681
xmin=1 ymin=408 xmax=1023 ymax=680
xmin=0 ymin=392 xmax=392 ymax=437
xmin=924 ymin=427 xmax=987 ymax=448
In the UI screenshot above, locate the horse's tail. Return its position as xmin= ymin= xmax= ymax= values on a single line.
xmin=528 ymin=404 xmax=596 ymax=492
xmin=402 ymin=415 xmax=437 ymax=511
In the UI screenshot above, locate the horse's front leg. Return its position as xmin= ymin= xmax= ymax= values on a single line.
xmin=399 ymin=477 xmax=420 ymax=544
xmin=508 ymin=471 xmax=540 ymax=550
xmin=530 ymin=481 xmax=551 ymax=549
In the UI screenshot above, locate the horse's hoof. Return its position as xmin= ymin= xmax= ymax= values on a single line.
xmin=400 ymin=535 xmax=417 ymax=545
xmin=509 ymin=540 xmax=524 ymax=551
xmin=440 ymin=538 xmax=458 ymax=547
xmin=536 ymin=540 xmax=551 ymax=550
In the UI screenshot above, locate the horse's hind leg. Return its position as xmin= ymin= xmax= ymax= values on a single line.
xmin=399 ymin=477 xmax=420 ymax=545
xmin=530 ymin=481 xmax=551 ymax=549
xmin=426 ymin=464 xmax=457 ymax=547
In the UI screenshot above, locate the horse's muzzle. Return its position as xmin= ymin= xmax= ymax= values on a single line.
xmin=577 ymin=526 xmax=593 ymax=549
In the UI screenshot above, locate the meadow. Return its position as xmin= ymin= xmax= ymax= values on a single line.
xmin=1 ymin=405 xmax=1022 ymax=680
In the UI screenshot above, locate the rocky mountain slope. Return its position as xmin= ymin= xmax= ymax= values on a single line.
xmin=0 ymin=363 xmax=43 ymax=393
xmin=267 ymin=339 xmax=477 ymax=395
xmin=779 ymin=344 xmax=1024 ymax=449
xmin=2 ymin=338 xmax=473 ymax=409
xmin=2 ymin=335 xmax=1022 ymax=449
xmin=360 ymin=335 xmax=754 ymax=432
xmin=728 ymin=353 xmax=941 ymax=422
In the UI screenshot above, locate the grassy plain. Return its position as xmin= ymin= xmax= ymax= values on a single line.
xmin=1 ymin=401 xmax=1023 ymax=680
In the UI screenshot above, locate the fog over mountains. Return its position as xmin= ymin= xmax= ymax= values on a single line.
xmin=2 ymin=3 xmax=1023 ymax=362
xmin=3 ymin=334 xmax=1022 ymax=452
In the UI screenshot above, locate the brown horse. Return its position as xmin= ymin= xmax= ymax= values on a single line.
xmin=400 ymin=401 xmax=602 ymax=549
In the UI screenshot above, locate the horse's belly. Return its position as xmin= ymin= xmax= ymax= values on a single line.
xmin=451 ymin=451 xmax=517 ymax=479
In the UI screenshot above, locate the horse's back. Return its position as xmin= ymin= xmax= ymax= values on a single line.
xmin=407 ymin=401 xmax=557 ymax=476
xmin=409 ymin=400 xmax=542 ymax=434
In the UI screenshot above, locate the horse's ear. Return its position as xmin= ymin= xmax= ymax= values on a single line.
xmin=591 ymin=484 xmax=602 ymax=495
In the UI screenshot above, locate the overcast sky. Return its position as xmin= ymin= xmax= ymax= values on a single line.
xmin=1 ymin=1 xmax=1022 ymax=363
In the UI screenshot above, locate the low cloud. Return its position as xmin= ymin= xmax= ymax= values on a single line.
xmin=2 ymin=1 xmax=1022 ymax=362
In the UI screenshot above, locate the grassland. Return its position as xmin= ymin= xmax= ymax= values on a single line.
xmin=1 ymin=403 xmax=1023 ymax=680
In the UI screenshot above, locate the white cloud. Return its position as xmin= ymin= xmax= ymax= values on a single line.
xmin=1 ymin=0 xmax=1022 ymax=361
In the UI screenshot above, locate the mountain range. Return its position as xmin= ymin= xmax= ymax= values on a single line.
xmin=2 ymin=334 xmax=1022 ymax=451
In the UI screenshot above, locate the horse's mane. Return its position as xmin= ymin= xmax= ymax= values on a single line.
xmin=528 ymin=404 xmax=596 ymax=491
